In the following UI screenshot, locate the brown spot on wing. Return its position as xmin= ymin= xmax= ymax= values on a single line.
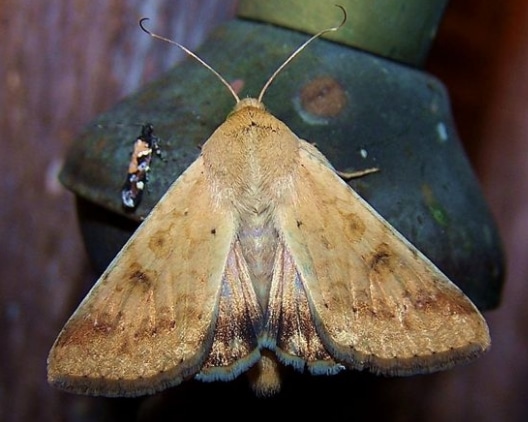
xmin=148 ymin=234 xmax=165 ymax=251
xmin=368 ymin=243 xmax=393 ymax=273
xmin=344 ymin=212 xmax=366 ymax=242
xmin=128 ymin=269 xmax=152 ymax=290
xmin=408 ymin=288 xmax=477 ymax=316
xmin=54 ymin=316 xmax=117 ymax=347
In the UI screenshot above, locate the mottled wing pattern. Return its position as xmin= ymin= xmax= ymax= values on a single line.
xmin=264 ymin=243 xmax=343 ymax=375
xmin=273 ymin=140 xmax=490 ymax=375
xmin=48 ymin=157 xmax=243 ymax=396
xmin=196 ymin=239 xmax=263 ymax=382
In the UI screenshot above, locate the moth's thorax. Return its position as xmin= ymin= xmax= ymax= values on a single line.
xmin=202 ymin=100 xmax=299 ymax=213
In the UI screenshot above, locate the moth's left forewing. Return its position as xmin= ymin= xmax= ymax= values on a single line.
xmin=274 ymin=140 xmax=490 ymax=375
xmin=48 ymin=157 xmax=240 ymax=396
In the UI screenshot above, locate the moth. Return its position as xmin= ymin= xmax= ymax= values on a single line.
xmin=48 ymin=9 xmax=490 ymax=398
xmin=121 ymin=122 xmax=162 ymax=210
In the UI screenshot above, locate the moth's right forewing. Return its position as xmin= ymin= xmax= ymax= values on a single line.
xmin=276 ymin=141 xmax=490 ymax=375
xmin=48 ymin=157 xmax=236 ymax=397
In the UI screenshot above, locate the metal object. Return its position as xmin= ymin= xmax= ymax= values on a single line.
xmin=238 ymin=0 xmax=449 ymax=65
xmin=60 ymin=1 xmax=504 ymax=310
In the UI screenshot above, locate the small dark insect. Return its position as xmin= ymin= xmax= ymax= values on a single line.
xmin=121 ymin=123 xmax=162 ymax=210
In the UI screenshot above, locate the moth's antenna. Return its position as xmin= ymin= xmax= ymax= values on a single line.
xmin=139 ymin=18 xmax=241 ymax=103
xmin=257 ymin=5 xmax=347 ymax=103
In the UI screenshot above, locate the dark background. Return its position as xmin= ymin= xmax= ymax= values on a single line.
xmin=2 ymin=1 xmax=527 ymax=421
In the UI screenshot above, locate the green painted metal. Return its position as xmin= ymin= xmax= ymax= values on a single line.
xmin=237 ymin=0 xmax=449 ymax=65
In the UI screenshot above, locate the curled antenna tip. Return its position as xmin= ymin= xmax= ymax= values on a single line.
xmin=137 ymin=17 xmax=241 ymax=103
xmin=334 ymin=5 xmax=347 ymax=29
xmin=139 ymin=18 xmax=151 ymax=34
xmin=257 ymin=5 xmax=348 ymax=103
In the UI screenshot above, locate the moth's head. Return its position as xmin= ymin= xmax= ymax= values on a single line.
xmin=231 ymin=98 xmax=266 ymax=114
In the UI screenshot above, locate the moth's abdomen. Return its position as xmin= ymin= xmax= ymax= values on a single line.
xmin=238 ymin=212 xmax=279 ymax=310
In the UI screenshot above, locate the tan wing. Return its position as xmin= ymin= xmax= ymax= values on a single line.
xmin=272 ymin=140 xmax=490 ymax=375
xmin=48 ymin=157 xmax=259 ymax=396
